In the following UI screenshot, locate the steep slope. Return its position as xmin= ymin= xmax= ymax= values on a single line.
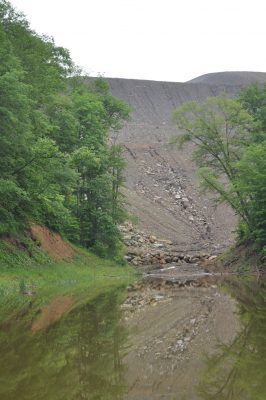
xmin=104 ymin=73 xmax=266 ymax=253
xmin=107 ymin=78 xmax=241 ymax=143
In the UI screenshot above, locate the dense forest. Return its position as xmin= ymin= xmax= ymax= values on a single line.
xmin=173 ymin=87 xmax=266 ymax=262
xmin=0 ymin=1 xmax=131 ymax=258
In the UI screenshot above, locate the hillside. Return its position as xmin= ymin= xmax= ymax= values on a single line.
xmin=104 ymin=72 xmax=266 ymax=254
xmin=188 ymin=71 xmax=266 ymax=86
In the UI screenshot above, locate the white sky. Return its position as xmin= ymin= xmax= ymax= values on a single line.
xmin=9 ymin=0 xmax=266 ymax=82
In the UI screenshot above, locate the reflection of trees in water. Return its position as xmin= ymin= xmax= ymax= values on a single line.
xmin=74 ymin=292 xmax=126 ymax=399
xmin=198 ymin=278 xmax=266 ymax=400
xmin=0 ymin=289 xmax=127 ymax=400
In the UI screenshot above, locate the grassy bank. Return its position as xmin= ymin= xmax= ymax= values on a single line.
xmin=214 ymin=242 xmax=264 ymax=275
xmin=0 ymin=240 xmax=137 ymax=323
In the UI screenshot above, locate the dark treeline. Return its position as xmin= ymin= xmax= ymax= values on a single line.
xmin=0 ymin=1 xmax=131 ymax=258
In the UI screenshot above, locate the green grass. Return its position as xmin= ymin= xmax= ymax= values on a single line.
xmin=0 ymin=240 xmax=138 ymax=323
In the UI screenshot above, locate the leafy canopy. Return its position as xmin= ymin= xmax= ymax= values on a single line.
xmin=0 ymin=1 xmax=130 ymax=258
xmin=172 ymin=91 xmax=266 ymax=258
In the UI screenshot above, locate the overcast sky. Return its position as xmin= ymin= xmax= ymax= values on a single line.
xmin=9 ymin=0 xmax=266 ymax=82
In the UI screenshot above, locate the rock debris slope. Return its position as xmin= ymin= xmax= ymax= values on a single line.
xmin=104 ymin=72 xmax=266 ymax=253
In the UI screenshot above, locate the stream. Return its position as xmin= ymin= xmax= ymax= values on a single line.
xmin=0 ymin=276 xmax=265 ymax=399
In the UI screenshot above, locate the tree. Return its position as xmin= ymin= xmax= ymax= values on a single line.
xmin=172 ymin=92 xmax=266 ymax=259
xmin=69 ymin=88 xmax=129 ymax=257
xmin=0 ymin=1 xmax=130 ymax=258
xmin=239 ymin=83 xmax=266 ymax=138
xmin=237 ymin=84 xmax=266 ymax=256
xmin=236 ymin=141 xmax=266 ymax=257
xmin=172 ymin=94 xmax=255 ymax=225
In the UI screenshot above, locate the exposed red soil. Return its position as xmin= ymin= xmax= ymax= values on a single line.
xmin=31 ymin=296 xmax=74 ymax=332
xmin=30 ymin=224 xmax=75 ymax=260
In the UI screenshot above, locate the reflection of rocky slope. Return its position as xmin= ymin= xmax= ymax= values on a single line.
xmin=105 ymin=72 xmax=266 ymax=253
xmin=123 ymin=279 xmax=239 ymax=400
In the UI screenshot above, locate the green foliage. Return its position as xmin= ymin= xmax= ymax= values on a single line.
xmin=0 ymin=179 xmax=30 ymax=233
xmin=239 ymin=83 xmax=266 ymax=137
xmin=172 ymin=91 xmax=266 ymax=259
xmin=0 ymin=1 xmax=130 ymax=258
xmin=172 ymin=94 xmax=255 ymax=223
xmin=236 ymin=141 xmax=266 ymax=249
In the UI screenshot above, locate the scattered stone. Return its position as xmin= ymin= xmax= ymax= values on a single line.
xmin=119 ymin=222 xmax=216 ymax=268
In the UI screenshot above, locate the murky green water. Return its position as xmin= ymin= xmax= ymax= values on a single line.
xmin=0 ymin=278 xmax=265 ymax=400
xmin=199 ymin=277 xmax=266 ymax=400
xmin=0 ymin=289 xmax=128 ymax=400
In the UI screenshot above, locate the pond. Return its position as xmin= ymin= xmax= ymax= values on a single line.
xmin=0 ymin=277 xmax=265 ymax=400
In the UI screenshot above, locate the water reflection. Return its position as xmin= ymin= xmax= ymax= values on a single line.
xmin=198 ymin=277 xmax=266 ymax=400
xmin=0 ymin=289 xmax=127 ymax=400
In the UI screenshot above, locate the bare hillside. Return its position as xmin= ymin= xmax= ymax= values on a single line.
xmin=107 ymin=77 xmax=241 ymax=143
xmin=188 ymin=71 xmax=266 ymax=86
xmin=103 ymin=72 xmax=265 ymax=253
